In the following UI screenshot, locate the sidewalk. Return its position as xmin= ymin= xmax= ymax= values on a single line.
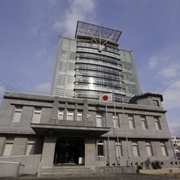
xmin=0 ymin=174 xmax=178 ymax=180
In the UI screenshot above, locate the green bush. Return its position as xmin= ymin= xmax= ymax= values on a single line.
xmin=152 ymin=161 xmax=162 ymax=169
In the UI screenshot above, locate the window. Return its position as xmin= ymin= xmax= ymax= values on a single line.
xmin=153 ymin=100 xmax=159 ymax=107
xmin=58 ymin=109 xmax=64 ymax=120
xmin=97 ymin=140 xmax=104 ymax=156
xmin=77 ymin=111 xmax=82 ymax=121
xmin=128 ymin=115 xmax=135 ymax=129
xmin=113 ymin=115 xmax=119 ymax=128
xmin=67 ymin=110 xmax=74 ymax=121
xmin=32 ymin=107 xmax=42 ymax=123
xmin=115 ymin=141 xmax=122 ymax=157
xmin=25 ymin=139 xmax=36 ymax=155
xmin=3 ymin=138 xmax=14 ymax=156
xmin=154 ymin=117 xmax=161 ymax=130
xmin=160 ymin=142 xmax=168 ymax=156
xmin=12 ymin=106 xmax=22 ymax=122
xmin=141 ymin=116 xmax=148 ymax=129
xmin=96 ymin=114 xmax=102 ymax=127
xmin=132 ymin=142 xmax=139 ymax=156
xmin=146 ymin=142 xmax=153 ymax=156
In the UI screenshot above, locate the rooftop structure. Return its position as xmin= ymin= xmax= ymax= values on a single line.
xmin=75 ymin=21 xmax=122 ymax=43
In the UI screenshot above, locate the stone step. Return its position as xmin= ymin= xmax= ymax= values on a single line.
xmin=40 ymin=166 xmax=94 ymax=177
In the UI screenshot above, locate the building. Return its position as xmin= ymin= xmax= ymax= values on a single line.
xmin=51 ymin=21 xmax=141 ymax=102
xmin=0 ymin=21 xmax=179 ymax=177
xmin=172 ymin=136 xmax=180 ymax=160
xmin=0 ymin=92 xmax=178 ymax=177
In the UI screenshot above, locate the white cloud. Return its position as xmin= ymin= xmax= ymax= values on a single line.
xmin=162 ymin=80 xmax=180 ymax=109
xmin=148 ymin=56 xmax=159 ymax=69
xmin=34 ymin=82 xmax=51 ymax=94
xmin=52 ymin=0 xmax=96 ymax=37
xmin=30 ymin=24 xmax=40 ymax=36
xmin=0 ymin=85 xmax=5 ymax=102
xmin=48 ymin=0 xmax=57 ymax=5
xmin=168 ymin=118 xmax=180 ymax=137
xmin=0 ymin=85 xmax=5 ymax=94
xmin=159 ymin=64 xmax=180 ymax=79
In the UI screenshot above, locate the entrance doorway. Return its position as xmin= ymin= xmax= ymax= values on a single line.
xmin=54 ymin=138 xmax=84 ymax=165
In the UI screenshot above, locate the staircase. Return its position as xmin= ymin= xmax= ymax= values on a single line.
xmin=40 ymin=166 xmax=95 ymax=177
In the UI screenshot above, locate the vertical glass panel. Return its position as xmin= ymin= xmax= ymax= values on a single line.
xmin=12 ymin=106 xmax=22 ymax=122
xmin=77 ymin=111 xmax=82 ymax=121
xmin=97 ymin=140 xmax=104 ymax=156
xmin=58 ymin=109 xmax=64 ymax=120
xmin=146 ymin=142 xmax=153 ymax=156
xmin=115 ymin=142 xmax=122 ymax=157
xmin=67 ymin=110 xmax=74 ymax=121
xmin=132 ymin=142 xmax=139 ymax=156
xmin=96 ymin=114 xmax=102 ymax=127
xmin=25 ymin=140 xmax=36 ymax=155
xmin=3 ymin=138 xmax=14 ymax=156
xmin=128 ymin=115 xmax=135 ymax=129
xmin=141 ymin=116 xmax=148 ymax=129
xmin=153 ymin=100 xmax=159 ymax=107
xmin=154 ymin=117 xmax=161 ymax=130
xmin=160 ymin=142 xmax=168 ymax=156
xmin=32 ymin=107 xmax=42 ymax=123
xmin=113 ymin=116 xmax=119 ymax=128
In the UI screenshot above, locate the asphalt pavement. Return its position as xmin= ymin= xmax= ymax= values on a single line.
xmin=0 ymin=174 xmax=179 ymax=180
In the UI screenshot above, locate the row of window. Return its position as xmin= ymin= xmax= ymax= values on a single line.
xmin=12 ymin=106 xmax=162 ymax=130
xmin=76 ymin=59 xmax=122 ymax=71
xmin=77 ymin=47 xmax=121 ymax=60
xmin=76 ymin=69 xmax=123 ymax=81
xmin=76 ymin=64 xmax=121 ymax=75
xmin=58 ymin=109 xmax=83 ymax=121
xmin=97 ymin=140 xmax=168 ymax=157
xmin=96 ymin=114 xmax=161 ymax=130
xmin=75 ymin=76 xmax=123 ymax=88
xmin=12 ymin=106 xmax=42 ymax=123
xmin=77 ymin=42 xmax=119 ymax=54
xmin=77 ymin=52 xmax=121 ymax=65
xmin=2 ymin=138 xmax=35 ymax=156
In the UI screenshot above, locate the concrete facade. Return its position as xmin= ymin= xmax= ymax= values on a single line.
xmin=0 ymin=92 xmax=179 ymax=176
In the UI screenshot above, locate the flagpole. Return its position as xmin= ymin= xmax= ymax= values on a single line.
xmin=122 ymin=100 xmax=130 ymax=166
xmin=112 ymin=91 xmax=120 ymax=165
xmin=105 ymin=103 xmax=111 ymax=166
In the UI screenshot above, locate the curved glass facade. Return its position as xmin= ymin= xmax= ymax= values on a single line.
xmin=74 ymin=39 xmax=127 ymax=101
xmin=51 ymin=21 xmax=141 ymax=102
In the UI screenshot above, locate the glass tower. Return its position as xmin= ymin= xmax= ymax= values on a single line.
xmin=51 ymin=21 xmax=141 ymax=102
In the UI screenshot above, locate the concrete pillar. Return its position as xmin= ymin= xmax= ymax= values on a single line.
xmin=84 ymin=138 xmax=96 ymax=166
xmin=41 ymin=135 xmax=56 ymax=168
xmin=11 ymin=137 xmax=27 ymax=155
xmin=51 ymin=98 xmax=58 ymax=123
xmin=0 ymin=137 xmax=5 ymax=155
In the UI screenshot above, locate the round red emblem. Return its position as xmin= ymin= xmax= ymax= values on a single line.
xmin=102 ymin=95 xmax=108 ymax=101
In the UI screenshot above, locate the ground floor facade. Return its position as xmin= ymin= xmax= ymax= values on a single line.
xmin=0 ymin=92 xmax=179 ymax=177
xmin=0 ymin=134 xmax=178 ymax=169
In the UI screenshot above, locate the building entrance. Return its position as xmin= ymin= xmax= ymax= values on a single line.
xmin=54 ymin=138 xmax=84 ymax=165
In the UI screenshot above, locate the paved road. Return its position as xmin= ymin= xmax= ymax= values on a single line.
xmin=0 ymin=174 xmax=178 ymax=180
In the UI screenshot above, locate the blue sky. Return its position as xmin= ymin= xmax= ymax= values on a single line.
xmin=0 ymin=0 xmax=180 ymax=136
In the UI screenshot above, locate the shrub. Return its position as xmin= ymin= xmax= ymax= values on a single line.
xmin=152 ymin=161 xmax=162 ymax=169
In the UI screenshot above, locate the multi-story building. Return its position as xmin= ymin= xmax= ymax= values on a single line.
xmin=51 ymin=21 xmax=141 ymax=102
xmin=0 ymin=22 xmax=178 ymax=177
xmin=171 ymin=136 xmax=180 ymax=160
xmin=0 ymin=92 xmax=178 ymax=177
